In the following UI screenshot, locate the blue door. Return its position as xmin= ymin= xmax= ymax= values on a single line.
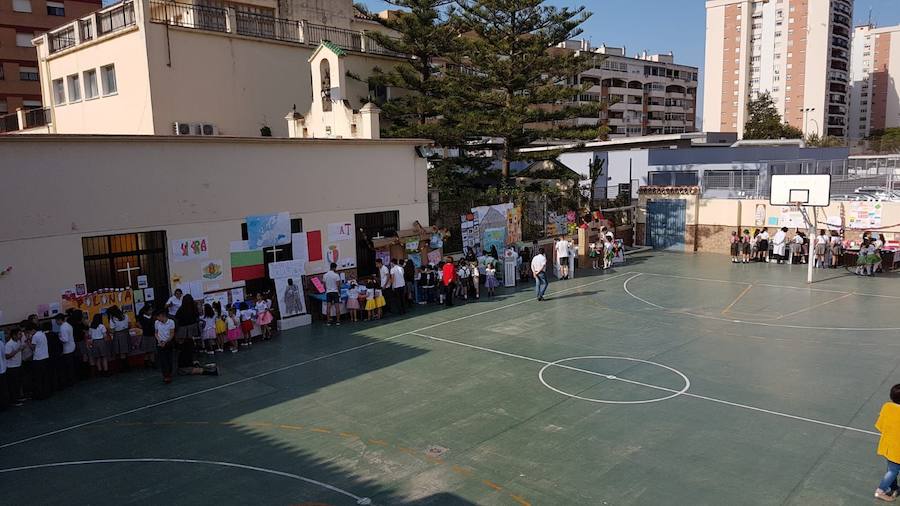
xmin=646 ymin=200 xmax=686 ymax=251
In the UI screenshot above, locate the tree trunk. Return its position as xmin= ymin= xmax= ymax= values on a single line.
xmin=501 ymin=157 xmax=510 ymax=179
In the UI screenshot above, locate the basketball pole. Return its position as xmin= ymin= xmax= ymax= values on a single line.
xmin=801 ymin=204 xmax=816 ymax=284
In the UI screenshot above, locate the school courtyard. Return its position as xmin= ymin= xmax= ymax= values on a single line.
xmin=2 ymin=251 xmax=898 ymax=505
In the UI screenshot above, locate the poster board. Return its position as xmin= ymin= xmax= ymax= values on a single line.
xmin=274 ymin=278 xmax=306 ymax=317
xmin=171 ymin=236 xmax=209 ymax=262
xmin=246 ymin=212 xmax=291 ymax=250
xmin=847 ymin=201 xmax=883 ymax=229
xmin=61 ymin=289 xmax=136 ymax=326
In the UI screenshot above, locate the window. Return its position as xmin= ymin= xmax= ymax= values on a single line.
xmin=16 ymin=32 xmax=34 ymax=47
xmin=67 ymin=74 xmax=81 ymax=102
xmin=46 ymin=1 xmax=65 ymax=16
xmin=12 ymin=0 xmax=32 ymax=13
xmin=19 ymin=66 xmax=39 ymax=81
xmin=22 ymin=100 xmax=41 ymax=109
xmin=82 ymin=69 xmax=99 ymax=99
xmin=52 ymin=78 xmax=66 ymax=105
xmin=100 ymin=64 xmax=117 ymax=95
xmin=0 ymin=100 xmax=7 ymax=115
xmin=82 ymin=232 xmax=170 ymax=299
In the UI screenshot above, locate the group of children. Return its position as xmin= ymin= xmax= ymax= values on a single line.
xmin=196 ymin=293 xmax=275 ymax=354
xmin=589 ymin=230 xmax=620 ymax=270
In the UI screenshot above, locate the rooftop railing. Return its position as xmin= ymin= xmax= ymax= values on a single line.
xmin=46 ymin=1 xmax=135 ymax=54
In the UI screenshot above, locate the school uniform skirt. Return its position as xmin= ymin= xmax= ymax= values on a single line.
xmin=226 ymin=328 xmax=241 ymax=342
xmin=142 ymin=333 xmax=157 ymax=353
xmin=202 ymin=323 xmax=217 ymax=341
xmin=730 ymin=242 xmax=739 ymax=256
xmin=485 ymin=275 xmax=499 ymax=289
xmin=240 ymin=320 xmax=254 ymax=333
xmin=90 ymin=338 xmax=111 ymax=359
xmin=176 ymin=323 xmax=199 ymax=340
xmin=77 ymin=340 xmax=91 ymax=360
xmin=112 ymin=329 xmax=131 ymax=355
xmin=742 ymin=242 xmax=751 ymax=255
xmin=346 ymin=296 xmax=360 ymax=310
xmin=365 ymin=298 xmax=377 ymax=311
xmin=256 ymin=310 xmax=273 ymax=326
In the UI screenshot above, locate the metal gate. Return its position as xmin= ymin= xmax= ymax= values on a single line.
xmin=646 ymin=200 xmax=686 ymax=251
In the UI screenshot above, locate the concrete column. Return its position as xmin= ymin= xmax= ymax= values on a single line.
xmin=358 ymin=103 xmax=380 ymax=139
xmin=16 ymin=108 xmax=26 ymax=131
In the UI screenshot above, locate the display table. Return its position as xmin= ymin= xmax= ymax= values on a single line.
xmin=309 ymin=287 xmax=350 ymax=318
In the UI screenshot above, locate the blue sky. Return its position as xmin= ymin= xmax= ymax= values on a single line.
xmin=360 ymin=0 xmax=900 ymax=118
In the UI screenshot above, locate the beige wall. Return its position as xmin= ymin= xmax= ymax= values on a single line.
xmin=41 ymin=27 xmax=157 ymax=134
xmin=703 ymin=1 xmax=725 ymax=132
xmin=0 ymin=135 xmax=429 ymax=321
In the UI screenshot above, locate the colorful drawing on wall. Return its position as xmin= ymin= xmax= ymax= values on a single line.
xmin=767 ymin=216 xmax=779 ymax=226
xmin=847 ymin=201 xmax=883 ymax=229
xmin=246 ymin=212 xmax=291 ymax=250
xmin=274 ymin=277 xmax=306 ymax=317
xmin=306 ymin=231 xmax=323 ymax=262
xmin=144 ymin=288 xmax=155 ymax=302
xmin=406 ymin=239 xmax=420 ymax=252
xmin=200 ymin=259 xmax=225 ymax=281
xmin=482 ymin=228 xmax=506 ymax=256
xmin=506 ymin=207 xmax=522 ymax=245
xmin=754 ymin=204 xmax=766 ymax=226
xmin=170 ymin=236 xmax=209 ymax=262
xmin=230 ymin=240 xmax=264 ymax=282
xmin=430 ymin=233 xmax=443 ymax=249
xmin=325 ymin=244 xmax=356 ymax=269
xmin=268 ymin=259 xmax=305 ymax=280
xmin=203 ymin=291 xmax=229 ymax=312
xmin=75 ymin=283 xmax=86 ymax=296
xmin=61 ymin=288 xmax=135 ymax=325
xmin=376 ymin=250 xmax=391 ymax=267
xmin=427 ymin=249 xmax=442 ymax=265
xmin=408 ymin=253 xmax=422 ymax=268
xmin=546 ymin=211 xmax=569 ymax=236
xmin=327 ymin=222 xmax=354 ymax=242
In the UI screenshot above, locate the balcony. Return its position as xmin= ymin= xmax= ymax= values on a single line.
xmin=0 ymin=107 xmax=51 ymax=134
xmin=147 ymin=1 xmax=404 ymax=57
xmin=46 ymin=1 xmax=135 ymax=55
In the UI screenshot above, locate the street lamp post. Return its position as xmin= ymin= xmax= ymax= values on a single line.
xmin=802 ymin=107 xmax=816 ymax=137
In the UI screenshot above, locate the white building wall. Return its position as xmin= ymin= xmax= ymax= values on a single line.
xmin=849 ymin=25 xmax=873 ymax=139
xmin=702 ymin=2 xmax=725 ymax=133
xmin=803 ymin=0 xmax=832 ymax=136
xmin=0 ymin=136 xmax=429 ymax=321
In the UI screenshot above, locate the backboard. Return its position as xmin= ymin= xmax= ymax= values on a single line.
xmin=770 ymin=174 xmax=831 ymax=207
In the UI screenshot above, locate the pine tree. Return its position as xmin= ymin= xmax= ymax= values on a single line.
xmin=743 ymin=92 xmax=803 ymax=140
xmin=449 ymin=0 xmax=603 ymax=178
xmin=358 ymin=1 xmax=462 ymax=146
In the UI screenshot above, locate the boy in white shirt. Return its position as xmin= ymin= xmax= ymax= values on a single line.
xmin=25 ymin=322 xmax=51 ymax=400
xmin=55 ymin=314 xmax=77 ymax=388
xmin=5 ymin=328 xmax=25 ymax=405
xmin=155 ymin=310 xmax=176 ymax=384
xmin=555 ymin=236 xmax=570 ymax=279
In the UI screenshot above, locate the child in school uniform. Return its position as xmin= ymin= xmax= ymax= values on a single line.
xmin=239 ymin=302 xmax=255 ymax=348
xmin=225 ymin=306 xmax=240 ymax=353
xmin=874 ymin=384 xmax=900 ymax=501
xmin=484 ymin=262 xmax=498 ymax=297
xmin=201 ymin=304 xmax=217 ymax=355
xmin=346 ymin=281 xmax=360 ymax=323
xmin=5 ymin=328 xmax=25 ymax=405
xmin=88 ymin=313 xmax=110 ymax=375
xmin=456 ymin=261 xmax=469 ymax=300
xmin=213 ymin=301 xmax=227 ymax=353
xmin=107 ymin=305 xmax=131 ymax=367
xmin=470 ymin=261 xmax=480 ymax=300
xmin=255 ymin=294 xmax=273 ymax=341
xmin=730 ymin=231 xmax=740 ymax=263
xmin=374 ymin=284 xmax=386 ymax=319
xmin=742 ymin=229 xmax=752 ymax=263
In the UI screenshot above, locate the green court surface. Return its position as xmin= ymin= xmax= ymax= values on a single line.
xmin=4 ymin=252 xmax=900 ymax=505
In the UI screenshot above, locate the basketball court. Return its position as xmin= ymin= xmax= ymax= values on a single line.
xmin=2 ymin=248 xmax=898 ymax=505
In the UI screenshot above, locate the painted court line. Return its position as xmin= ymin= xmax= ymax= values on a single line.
xmin=776 ymin=293 xmax=853 ymax=320
xmin=0 ymin=272 xmax=631 ymax=450
xmin=721 ymin=284 xmax=753 ymax=315
xmin=407 ymin=331 xmax=878 ymax=437
xmin=0 ymin=458 xmax=371 ymax=504
xmin=623 ymin=274 xmax=900 ymax=331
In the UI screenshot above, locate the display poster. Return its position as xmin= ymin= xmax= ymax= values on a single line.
xmin=136 ymin=275 xmax=148 ymax=289
xmin=171 ymin=236 xmax=209 ymax=262
xmin=408 ymin=253 xmax=422 ymax=268
xmin=327 ymin=222 xmax=354 ymax=242
xmin=427 ymin=249 xmax=442 ymax=265
xmin=269 ymin=260 xmax=305 ymax=280
xmin=779 ymin=207 xmax=806 ymax=229
xmin=61 ymin=289 xmax=136 ymax=325
xmin=246 ymin=212 xmax=291 ymax=250
xmin=200 ymin=259 xmax=225 ymax=281
xmin=274 ymin=277 xmax=306 ymax=317
xmin=847 ymin=201 xmax=883 ymax=229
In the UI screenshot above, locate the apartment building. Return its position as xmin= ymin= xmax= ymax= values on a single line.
xmin=849 ymin=23 xmax=900 ymax=139
xmin=0 ymin=0 xmax=99 ymax=126
xmin=562 ymin=41 xmax=699 ymax=138
xmin=703 ymin=0 xmax=854 ymax=139
xmin=5 ymin=0 xmax=402 ymax=135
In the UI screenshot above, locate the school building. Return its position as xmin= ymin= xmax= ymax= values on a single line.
xmin=0 ymin=132 xmax=429 ymax=324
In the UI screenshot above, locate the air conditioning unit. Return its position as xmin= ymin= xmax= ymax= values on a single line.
xmin=193 ymin=123 xmax=218 ymax=136
xmin=172 ymin=122 xmax=192 ymax=135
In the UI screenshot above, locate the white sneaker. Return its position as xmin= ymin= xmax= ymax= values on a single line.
xmin=876 ymin=489 xmax=896 ymax=502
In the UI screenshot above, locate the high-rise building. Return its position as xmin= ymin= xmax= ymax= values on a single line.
xmin=0 ymin=0 xmax=100 ymax=121
xmin=556 ymin=41 xmax=699 ymax=138
xmin=703 ymin=0 xmax=854 ymax=138
xmin=849 ymin=24 xmax=900 ymax=139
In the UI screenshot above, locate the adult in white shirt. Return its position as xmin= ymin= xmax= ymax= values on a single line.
xmin=5 ymin=329 xmax=25 ymax=404
xmin=155 ymin=310 xmax=176 ymax=383
xmin=531 ymin=248 xmax=549 ymax=301
xmin=389 ymin=261 xmax=407 ymax=314
xmin=555 ymin=236 xmax=571 ymax=279
xmin=54 ymin=314 xmax=76 ymax=388
xmin=166 ymin=289 xmax=184 ymax=318
xmin=376 ymin=258 xmax=390 ymax=290
xmin=772 ymin=227 xmax=788 ymax=264
xmin=26 ymin=323 xmax=51 ymax=400
xmin=323 ymin=263 xmax=343 ymax=325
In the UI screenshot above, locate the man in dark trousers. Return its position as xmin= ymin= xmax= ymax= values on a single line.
xmin=442 ymin=257 xmax=456 ymax=307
